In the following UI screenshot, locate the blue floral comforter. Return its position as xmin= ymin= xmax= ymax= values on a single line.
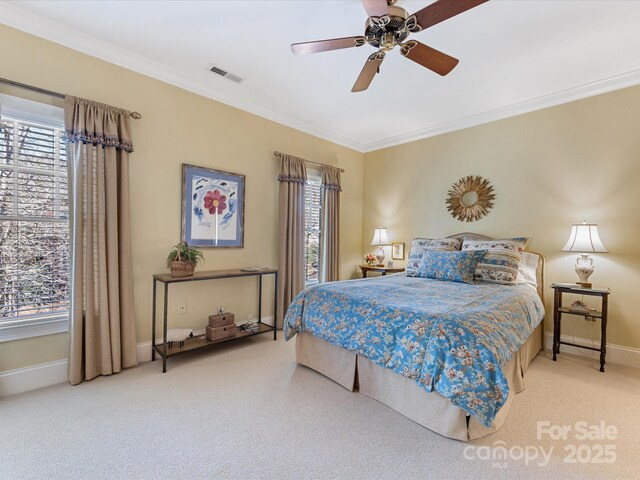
xmin=284 ymin=274 xmax=544 ymax=427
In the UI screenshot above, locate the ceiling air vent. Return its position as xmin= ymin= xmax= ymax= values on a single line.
xmin=210 ymin=65 xmax=243 ymax=83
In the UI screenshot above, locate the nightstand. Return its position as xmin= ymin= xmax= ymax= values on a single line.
xmin=360 ymin=265 xmax=405 ymax=278
xmin=551 ymin=283 xmax=610 ymax=372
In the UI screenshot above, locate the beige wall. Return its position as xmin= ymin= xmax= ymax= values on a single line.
xmin=0 ymin=25 xmax=364 ymax=373
xmin=363 ymin=85 xmax=640 ymax=349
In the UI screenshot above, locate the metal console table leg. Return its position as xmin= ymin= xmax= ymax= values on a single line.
xmin=151 ymin=278 xmax=156 ymax=362
xmin=273 ymin=272 xmax=278 ymax=340
xmin=162 ymin=282 xmax=168 ymax=373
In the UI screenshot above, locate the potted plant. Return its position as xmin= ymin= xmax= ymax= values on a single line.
xmin=166 ymin=242 xmax=204 ymax=277
xmin=365 ymin=253 xmax=377 ymax=266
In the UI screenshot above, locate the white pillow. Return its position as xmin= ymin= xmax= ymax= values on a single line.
xmin=516 ymin=252 xmax=539 ymax=287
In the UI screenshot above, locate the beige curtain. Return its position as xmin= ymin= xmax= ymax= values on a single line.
xmin=319 ymin=165 xmax=341 ymax=283
xmin=276 ymin=153 xmax=307 ymax=328
xmin=65 ymin=96 xmax=137 ymax=385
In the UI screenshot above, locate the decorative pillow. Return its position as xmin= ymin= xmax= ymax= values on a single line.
xmin=416 ymin=250 xmax=487 ymax=284
xmin=406 ymin=237 xmax=462 ymax=276
xmin=461 ymin=237 xmax=529 ymax=285
xmin=516 ymin=251 xmax=539 ymax=287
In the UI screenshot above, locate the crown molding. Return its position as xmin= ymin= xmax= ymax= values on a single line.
xmin=3 ymin=2 xmax=640 ymax=155
xmin=360 ymin=67 xmax=640 ymax=152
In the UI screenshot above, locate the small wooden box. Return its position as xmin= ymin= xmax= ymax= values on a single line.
xmin=208 ymin=312 xmax=235 ymax=328
xmin=206 ymin=324 xmax=237 ymax=342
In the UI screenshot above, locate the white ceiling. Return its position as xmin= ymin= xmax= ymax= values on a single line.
xmin=3 ymin=0 xmax=640 ymax=152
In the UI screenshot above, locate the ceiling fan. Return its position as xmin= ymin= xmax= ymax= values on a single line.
xmin=291 ymin=0 xmax=489 ymax=92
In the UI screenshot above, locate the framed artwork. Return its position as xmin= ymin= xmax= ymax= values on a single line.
xmin=181 ymin=164 xmax=245 ymax=248
xmin=391 ymin=242 xmax=405 ymax=260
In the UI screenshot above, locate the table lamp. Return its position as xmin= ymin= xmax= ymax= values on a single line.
xmin=370 ymin=226 xmax=390 ymax=266
xmin=562 ymin=221 xmax=608 ymax=288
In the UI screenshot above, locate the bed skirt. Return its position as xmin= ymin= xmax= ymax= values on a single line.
xmin=295 ymin=326 xmax=542 ymax=441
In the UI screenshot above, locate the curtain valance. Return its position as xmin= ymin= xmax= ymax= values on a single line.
xmin=277 ymin=153 xmax=308 ymax=184
xmin=64 ymin=96 xmax=134 ymax=153
xmin=320 ymin=165 xmax=342 ymax=191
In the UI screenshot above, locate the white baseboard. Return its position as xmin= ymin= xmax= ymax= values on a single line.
xmin=543 ymin=332 xmax=640 ymax=368
xmin=0 ymin=359 xmax=68 ymax=397
xmin=1 ymin=316 xmax=276 ymax=397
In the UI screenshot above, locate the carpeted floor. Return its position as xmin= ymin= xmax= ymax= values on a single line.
xmin=1 ymin=336 xmax=638 ymax=479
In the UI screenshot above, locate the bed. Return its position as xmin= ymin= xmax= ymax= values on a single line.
xmin=284 ymin=233 xmax=545 ymax=441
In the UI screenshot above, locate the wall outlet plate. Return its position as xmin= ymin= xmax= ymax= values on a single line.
xmin=178 ymin=301 xmax=187 ymax=315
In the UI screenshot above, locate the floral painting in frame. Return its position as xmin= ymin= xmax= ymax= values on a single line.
xmin=181 ymin=164 xmax=245 ymax=248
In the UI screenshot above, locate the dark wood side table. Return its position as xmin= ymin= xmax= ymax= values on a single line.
xmin=551 ymin=283 xmax=610 ymax=372
xmin=360 ymin=265 xmax=405 ymax=278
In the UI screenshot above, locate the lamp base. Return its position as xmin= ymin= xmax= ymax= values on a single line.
xmin=575 ymin=254 xmax=594 ymax=289
xmin=375 ymin=247 xmax=385 ymax=267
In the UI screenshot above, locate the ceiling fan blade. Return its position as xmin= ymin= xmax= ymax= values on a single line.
xmin=291 ymin=36 xmax=366 ymax=55
xmin=409 ymin=0 xmax=489 ymax=31
xmin=362 ymin=0 xmax=390 ymax=18
xmin=352 ymin=52 xmax=385 ymax=93
xmin=400 ymin=41 xmax=459 ymax=76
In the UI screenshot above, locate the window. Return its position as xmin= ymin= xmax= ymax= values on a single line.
xmin=304 ymin=171 xmax=322 ymax=285
xmin=0 ymin=94 xmax=68 ymax=341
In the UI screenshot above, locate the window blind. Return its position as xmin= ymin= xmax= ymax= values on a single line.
xmin=0 ymin=118 xmax=69 ymax=321
xmin=304 ymin=176 xmax=322 ymax=284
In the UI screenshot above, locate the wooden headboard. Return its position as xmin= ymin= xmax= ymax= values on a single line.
xmin=446 ymin=232 xmax=545 ymax=302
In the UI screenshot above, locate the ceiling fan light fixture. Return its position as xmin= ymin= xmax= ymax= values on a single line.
xmin=381 ymin=33 xmax=396 ymax=51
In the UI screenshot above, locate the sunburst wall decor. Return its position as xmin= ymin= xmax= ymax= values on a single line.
xmin=446 ymin=175 xmax=495 ymax=222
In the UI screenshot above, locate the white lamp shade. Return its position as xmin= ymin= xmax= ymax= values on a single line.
xmin=562 ymin=222 xmax=608 ymax=253
xmin=370 ymin=227 xmax=390 ymax=246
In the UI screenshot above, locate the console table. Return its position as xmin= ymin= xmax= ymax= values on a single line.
xmin=151 ymin=268 xmax=277 ymax=372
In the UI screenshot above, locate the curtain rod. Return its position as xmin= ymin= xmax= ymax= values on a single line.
xmin=273 ymin=151 xmax=345 ymax=173
xmin=0 ymin=77 xmax=143 ymax=120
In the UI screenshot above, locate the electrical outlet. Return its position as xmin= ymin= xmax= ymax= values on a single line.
xmin=178 ymin=301 xmax=187 ymax=315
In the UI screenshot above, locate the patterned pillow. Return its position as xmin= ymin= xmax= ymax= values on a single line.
xmin=406 ymin=237 xmax=462 ymax=276
xmin=461 ymin=237 xmax=529 ymax=285
xmin=416 ymin=250 xmax=487 ymax=284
